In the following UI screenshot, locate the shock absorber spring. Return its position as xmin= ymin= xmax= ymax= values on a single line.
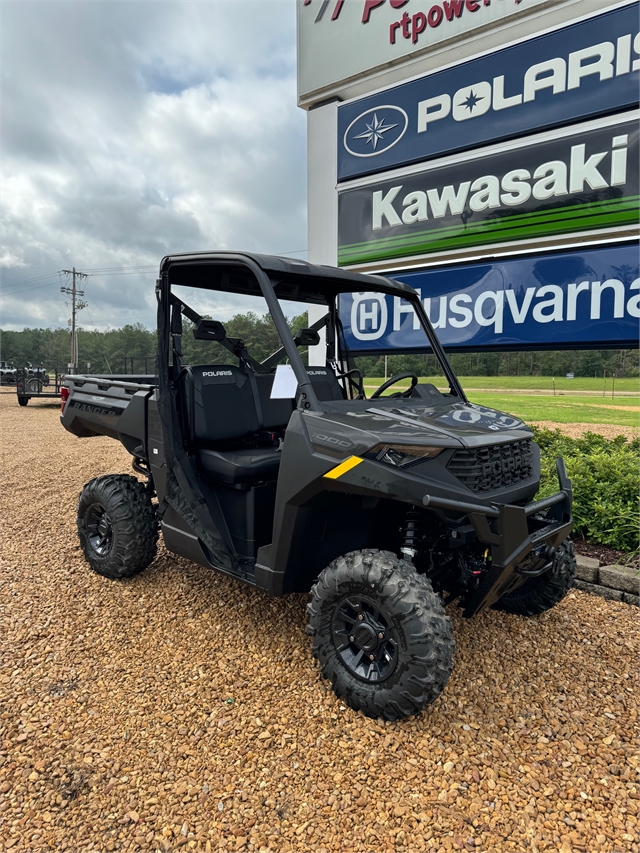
xmin=400 ymin=508 xmax=422 ymax=563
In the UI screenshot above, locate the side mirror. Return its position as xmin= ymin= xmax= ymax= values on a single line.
xmin=294 ymin=328 xmax=320 ymax=347
xmin=194 ymin=319 xmax=226 ymax=341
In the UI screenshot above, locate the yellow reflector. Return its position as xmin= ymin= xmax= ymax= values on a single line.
xmin=323 ymin=456 xmax=364 ymax=480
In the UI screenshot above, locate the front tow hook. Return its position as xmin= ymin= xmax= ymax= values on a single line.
xmin=516 ymin=545 xmax=557 ymax=578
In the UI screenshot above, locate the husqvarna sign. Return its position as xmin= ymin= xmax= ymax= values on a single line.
xmin=340 ymin=243 xmax=640 ymax=351
xmin=337 ymin=4 xmax=640 ymax=180
xmin=297 ymin=0 xmax=561 ymax=103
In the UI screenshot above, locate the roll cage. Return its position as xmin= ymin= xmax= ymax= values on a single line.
xmin=156 ymin=251 xmax=466 ymax=406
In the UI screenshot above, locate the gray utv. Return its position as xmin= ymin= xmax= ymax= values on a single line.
xmin=61 ymin=252 xmax=575 ymax=720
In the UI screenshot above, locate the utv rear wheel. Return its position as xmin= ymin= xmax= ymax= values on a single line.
xmin=307 ymin=549 xmax=455 ymax=721
xmin=17 ymin=396 xmax=28 ymax=406
xmin=493 ymin=539 xmax=576 ymax=616
xmin=77 ymin=474 xmax=158 ymax=579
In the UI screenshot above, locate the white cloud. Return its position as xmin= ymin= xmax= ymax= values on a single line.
xmin=0 ymin=0 xmax=307 ymax=331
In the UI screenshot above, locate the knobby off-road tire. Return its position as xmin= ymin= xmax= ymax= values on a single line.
xmin=493 ymin=539 xmax=576 ymax=616
xmin=17 ymin=396 xmax=28 ymax=406
xmin=307 ymin=549 xmax=455 ymax=721
xmin=77 ymin=475 xmax=158 ymax=579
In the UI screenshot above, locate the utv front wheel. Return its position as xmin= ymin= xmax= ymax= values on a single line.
xmin=307 ymin=550 xmax=455 ymax=721
xmin=493 ymin=539 xmax=576 ymax=616
xmin=77 ymin=474 xmax=158 ymax=579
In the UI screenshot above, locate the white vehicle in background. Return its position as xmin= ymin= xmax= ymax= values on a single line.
xmin=0 ymin=361 xmax=17 ymax=385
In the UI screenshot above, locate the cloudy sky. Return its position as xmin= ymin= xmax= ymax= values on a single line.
xmin=1 ymin=0 xmax=306 ymax=331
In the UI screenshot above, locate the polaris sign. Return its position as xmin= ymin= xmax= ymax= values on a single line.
xmin=337 ymin=4 xmax=640 ymax=181
xmin=340 ymin=244 xmax=640 ymax=352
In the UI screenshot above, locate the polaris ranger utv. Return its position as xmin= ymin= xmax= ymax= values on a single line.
xmin=61 ymin=252 xmax=574 ymax=720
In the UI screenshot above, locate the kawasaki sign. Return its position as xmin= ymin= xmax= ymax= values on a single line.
xmin=337 ymin=4 xmax=640 ymax=181
xmin=338 ymin=116 xmax=638 ymax=265
xmin=339 ymin=243 xmax=640 ymax=352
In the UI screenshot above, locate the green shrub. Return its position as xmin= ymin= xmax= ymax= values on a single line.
xmin=532 ymin=428 xmax=639 ymax=553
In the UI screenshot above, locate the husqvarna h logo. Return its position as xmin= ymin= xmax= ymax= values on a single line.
xmin=351 ymin=292 xmax=388 ymax=341
xmin=344 ymin=106 xmax=409 ymax=158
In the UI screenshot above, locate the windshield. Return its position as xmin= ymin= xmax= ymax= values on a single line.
xmin=163 ymin=256 xmax=463 ymax=409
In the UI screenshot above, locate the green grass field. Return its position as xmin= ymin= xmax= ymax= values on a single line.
xmin=362 ymin=376 xmax=639 ymax=427
xmin=364 ymin=375 xmax=639 ymax=393
xmin=465 ymin=393 xmax=639 ymax=427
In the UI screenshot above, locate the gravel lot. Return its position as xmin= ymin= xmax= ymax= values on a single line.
xmin=530 ymin=422 xmax=639 ymax=442
xmin=1 ymin=389 xmax=638 ymax=853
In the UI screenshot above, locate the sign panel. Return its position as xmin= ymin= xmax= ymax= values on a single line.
xmin=338 ymin=117 xmax=639 ymax=265
xmin=337 ymin=4 xmax=640 ymax=181
xmin=298 ymin=0 xmax=560 ymax=101
xmin=339 ymin=243 xmax=640 ymax=351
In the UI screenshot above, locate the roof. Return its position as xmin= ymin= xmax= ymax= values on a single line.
xmin=159 ymin=250 xmax=417 ymax=303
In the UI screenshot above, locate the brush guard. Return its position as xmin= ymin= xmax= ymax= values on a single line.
xmin=422 ymin=457 xmax=573 ymax=617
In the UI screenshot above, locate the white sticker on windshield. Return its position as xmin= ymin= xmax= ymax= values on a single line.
xmin=270 ymin=364 xmax=298 ymax=399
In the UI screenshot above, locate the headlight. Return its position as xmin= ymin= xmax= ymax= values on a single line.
xmin=365 ymin=443 xmax=443 ymax=468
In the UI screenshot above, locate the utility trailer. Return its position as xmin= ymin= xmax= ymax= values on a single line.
xmin=16 ymin=367 xmax=60 ymax=406
xmin=61 ymin=252 xmax=575 ymax=720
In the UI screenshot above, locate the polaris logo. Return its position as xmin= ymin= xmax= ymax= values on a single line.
xmin=202 ymin=371 xmax=233 ymax=377
xmin=344 ymin=106 xmax=409 ymax=158
xmin=416 ymin=35 xmax=640 ymax=132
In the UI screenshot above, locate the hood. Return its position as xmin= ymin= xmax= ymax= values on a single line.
xmin=308 ymin=398 xmax=532 ymax=451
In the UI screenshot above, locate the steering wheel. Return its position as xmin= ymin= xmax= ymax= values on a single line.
xmin=370 ymin=371 xmax=419 ymax=399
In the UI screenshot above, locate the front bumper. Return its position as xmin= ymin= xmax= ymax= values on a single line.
xmin=422 ymin=457 xmax=573 ymax=617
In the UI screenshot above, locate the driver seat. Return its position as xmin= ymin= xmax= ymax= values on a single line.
xmin=304 ymin=366 xmax=346 ymax=401
xmin=181 ymin=365 xmax=282 ymax=485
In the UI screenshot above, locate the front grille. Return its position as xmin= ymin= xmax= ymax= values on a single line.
xmin=448 ymin=439 xmax=534 ymax=494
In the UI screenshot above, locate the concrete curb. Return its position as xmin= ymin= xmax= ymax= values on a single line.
xmin=574 ymin=555 xmax=639 ymax=607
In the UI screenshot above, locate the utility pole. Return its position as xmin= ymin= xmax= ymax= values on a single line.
xmin=60 ymin=268 xmax=89 ymax=373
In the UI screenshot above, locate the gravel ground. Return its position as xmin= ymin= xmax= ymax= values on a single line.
xmin=1 ymin=390 xmax=639 ymax=853
xmin=530 ymin=422 xmax=639 ymax=441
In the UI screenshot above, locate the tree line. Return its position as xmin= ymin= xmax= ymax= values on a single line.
xmin=0 ymin=316 xmax=637 ymax=378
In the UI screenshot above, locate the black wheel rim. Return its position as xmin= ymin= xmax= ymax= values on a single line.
xmin=86 ymin=504 xmax=113 ymax=557
xmin=331 ymin=595 xmax=399 ymax=683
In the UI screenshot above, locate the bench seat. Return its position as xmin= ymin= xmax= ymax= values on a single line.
xmin=198 ymin=447 xmax=282 ymax=485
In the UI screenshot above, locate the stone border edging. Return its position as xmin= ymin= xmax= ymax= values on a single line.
xmin=574 ymin=555 xmax=639 ymax=607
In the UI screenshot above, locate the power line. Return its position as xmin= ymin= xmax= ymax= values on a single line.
xmin=0 ymin=271 xmax=61 ymax=288
xmin=0 ymin=249 xmax=309 ymax=298
xmin=1 ymin=280 xmax=65 ymax=298
xmin=0 ymin=269 xmax=155 ymax=297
